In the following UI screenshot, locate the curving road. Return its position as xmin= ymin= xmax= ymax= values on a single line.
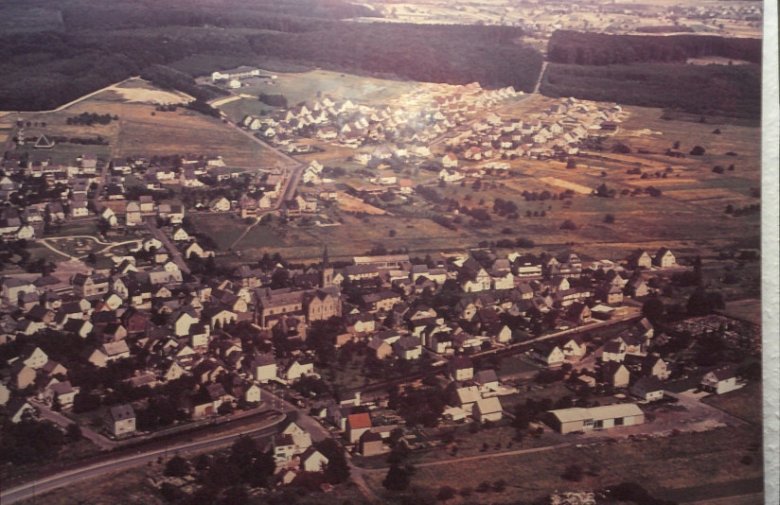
xmin=0 ymin=411 xmax=286 ymax=505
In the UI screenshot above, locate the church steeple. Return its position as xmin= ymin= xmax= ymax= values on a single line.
xmin=321 ymin=245 xmax=334 ymax=288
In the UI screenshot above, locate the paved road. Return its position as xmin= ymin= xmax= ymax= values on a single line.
xmin=259 ymin=385 xmax=380 ymax=502
xmin=472 ymin=309 xmax=642 ymax=360
xmin=220 ymin=117 xmax=306 ymax=250
xmin=0 ymin=412 xmax=286 ymax=505
xmin=145 ymin=220 xmax=191 ymax=275
xmin=31 ymin=400 xmax=114 ymax=451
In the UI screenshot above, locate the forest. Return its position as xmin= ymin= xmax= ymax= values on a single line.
xmin=541 ymin=63 xmax=761 ymax=121
xmin=548 ymin=31 xmax=762 ymax=65
xmin=0 ymin=0 xmax=542 ymax=111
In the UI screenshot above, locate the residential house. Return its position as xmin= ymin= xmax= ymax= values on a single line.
xmin=346 ymin=412 xmax=372 ymax=444
xmin=8 ymin=398 xmax=36 ymax=423
xmin=300 ymin=448 xmax=329 ymax=472
xmin=359 ymin=431 xmax=384 ymax=456
xmin=474 ymin=396 xmax=503 ymax=422
xmin=449 ymin=356 xmax=474 ymax=382
xmin=601 ymin=339 xmax=627 ymax=363
xmin=701 ymin=367 xmax=741 ymax=395
xmin=474 ymin=369 xmax=500 ymax=394
xmin=601 ymin=362 xmax=630 ymax=388
xmin=653 ymin=248 xmax=677 ymax=268
xmin=106 ymin=404 xmax=136 ymax=437
xmin=393 ymin=337 xmax=422 ymax=360
xmin=561 ymin=337 xmax=587 ymax=361
xmin=250 ymin=354 xmax=277 ymax=383
xmin=631 ymin=376 xmax=664 ymax=402
xmin=531 ymin=343 xmax=565 ymax=367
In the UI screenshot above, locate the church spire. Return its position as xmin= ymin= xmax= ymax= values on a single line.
xmin=321 ymin=245 xmax=334 ymax=288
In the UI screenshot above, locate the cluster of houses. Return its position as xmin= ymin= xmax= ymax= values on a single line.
xmin=0 ymin=153 xmax=107 ymax=237
xmin=240 ymin=82 xmax=520 ymax=153
xmin=0 ymin=235 xmax=744 ymax=456
xmin=439 ymin=97 xmax=625 ymax=176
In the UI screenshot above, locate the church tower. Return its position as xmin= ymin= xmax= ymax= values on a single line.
xmin=320 ymin=246 xmax=334 ymax=288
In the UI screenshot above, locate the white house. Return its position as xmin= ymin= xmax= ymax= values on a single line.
xmin=473 ymin=396 xmax=503 ymax=423
xmin=250 ymin=354 xmax=277 ymax=383
xmin=701 ymin=367 xmax=742 ymax=395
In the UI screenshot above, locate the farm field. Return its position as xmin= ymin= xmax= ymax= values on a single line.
xmin=718 ymin=299 xmax=762 ymax=326
xmin=0 ymin=78 xmax=288 ymax=169
xmin=702 ymin=382 xmax=763 ymax=426
xmin=197 ymin=92 xmax=763 ymax=267
xmin=364 ymin=426 xmax=763 ymax=504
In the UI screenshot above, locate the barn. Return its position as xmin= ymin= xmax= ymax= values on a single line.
xmin=546 ymin=404 xmax=644 ymax=434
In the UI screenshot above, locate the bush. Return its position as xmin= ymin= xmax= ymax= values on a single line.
xmin=437 ymin=486 xmax=457 ymax=501
xmin=604 ymin=213 xmax=615 ymax=224
xmin=562 ymin=464 xmax=584 ymax=481
xmin=690 ymin=145 xmax=706 ymax=156
xmin=165 ymin=455 xmax=190 ymax=477
xmin=560 ymin=219 xmax=578 ymax=230
xmin=258 ymin=93 xmax=288 ymax=107
xmin=160 ymin=482 xmax=185 ymax=503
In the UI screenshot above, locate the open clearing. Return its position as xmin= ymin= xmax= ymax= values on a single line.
xmin=108 ymin=79 xmax=194 ymax=105
xmin=337 ymin=192 xmax=387 ymax=215
xmin=538 ymin=176 xmax=593 ymax=194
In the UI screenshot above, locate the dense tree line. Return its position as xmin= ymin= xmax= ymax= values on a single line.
xmin=0 ymin=0 xmax=542 ymax=110
xmin=548 ymin=31 xmax=761 ymax=65
xmin=541 ymin=63 xmax=760 ymax=121
xmin=140 ymin=65 xmax=225 ymax=103
xmin=258 ymin=93 xmax=288 ymax=107
xmin=246 ymin=24 xmax=542 ymax=92
xmin=66 ymin=112 xmax=118 ymax=125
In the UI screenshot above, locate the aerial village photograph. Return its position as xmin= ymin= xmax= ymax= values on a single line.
xmin=0 ymin=1 xmax=777 ymax=505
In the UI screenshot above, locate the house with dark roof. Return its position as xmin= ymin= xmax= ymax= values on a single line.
xmin=631 ymin=376 xmax=664 ymax=402
xmin=701 ymin=367 xmax=742 ymax=395
xmin=106 ymin=404 xmax=136 ymax=437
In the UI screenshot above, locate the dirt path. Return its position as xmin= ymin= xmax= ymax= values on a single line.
xmin=533 ymin=61 xmax=549 ymax=95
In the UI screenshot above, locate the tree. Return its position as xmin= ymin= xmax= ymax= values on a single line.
xmin=165 ymin=455 xmax=190 ymax=477
xmin=562 ymin=464 xmax=584 ymax=481
xmin=560 ymin=219 xmax=578 ymax=230
xmin=66 ymin=423 xmax=82 ymax=442
xmin=437 ymin=486 xmax=457 ymax=502
xmin=0 ymin=419 xmax=65 ymax=464
xmin=604 ymin=213 xmax=615 ymax=224
xmin=642 ymin=297 xmax=666 ymax=323
xmin=160 ymin=482 xmax=185 ymax=503
xmin=689 ymin=145 xmax=706 ymax=156
xmin=686 ymin=288 xmax=724 ymax=316
xmin=383 ymin=463 xmax=411 ymax=491
xmin=220 ymin=486 xmax=249 ymax=505
xmin=317 ymin=439 xmax=350 ymax=484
